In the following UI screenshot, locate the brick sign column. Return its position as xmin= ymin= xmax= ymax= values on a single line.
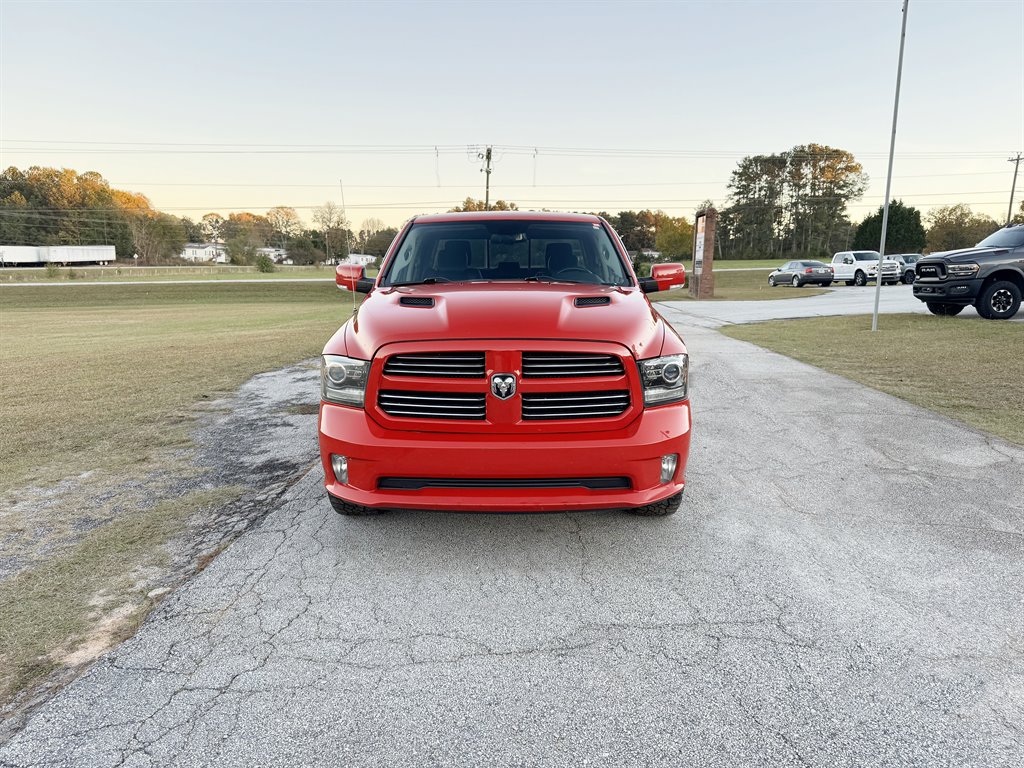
xmin=689 ymin=208 xmax=716 ymax=299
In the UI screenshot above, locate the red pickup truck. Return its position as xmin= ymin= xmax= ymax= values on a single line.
xmin=318 ymin=211 xmax=691 ymax=516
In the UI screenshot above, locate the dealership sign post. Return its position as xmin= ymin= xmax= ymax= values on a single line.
xmin=689 ymin=208 xmax=716 ymax=299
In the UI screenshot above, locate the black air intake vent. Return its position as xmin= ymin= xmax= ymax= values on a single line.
xmin=399 ymin=296 xmax=435 ymax=307
xmin=574 ymin=296 xmax=611 ymax=307
xmin=383 ymin=352 xmax=485 ymax=379
xmin=379 ymin=477 xmax=631 ymax=490
xmin=521 ymin=390 xmax=630 ymax=420
xmin=521 ymin=352 xmax=625 ymax=378
xmin=378 ymin=390 xmax=486 ymax=420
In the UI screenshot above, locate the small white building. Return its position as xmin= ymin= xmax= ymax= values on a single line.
xmin=0 ymin=244 xmax=116 ymax=265
xmin=181 ymin=243 xmax=228 ymax=263
xmin=256 ymin=247 xmax=289 ymax=263
xmin=342 ymin=253 xmax=377 ymax=267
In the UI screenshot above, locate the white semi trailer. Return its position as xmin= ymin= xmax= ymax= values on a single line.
xmin=0 ymin=245 xmax=116 ymax=266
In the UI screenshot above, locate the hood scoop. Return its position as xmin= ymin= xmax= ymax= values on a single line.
xmin=399 ymin=296 xmax=435 ymax=307
xmin=574 ymin=296 xmax=611 ymax=307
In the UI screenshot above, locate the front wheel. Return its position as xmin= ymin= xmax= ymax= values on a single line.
xmin=854 ymin=271 xmax=867 ymax=286
xmin=768 ymin=275 xmax=776 ymax=286
xmin=903 ymin=272 xmax=916 ymax=285
xmin=791 ymin=275 xmax=802 ymax=288
xmin=976 ymin=280 xmax=1022 ymax=320
xmin=927 ymin=302 xmax=965 ymax=317
xmin=628 ymin=492 xmax=683 ymax=517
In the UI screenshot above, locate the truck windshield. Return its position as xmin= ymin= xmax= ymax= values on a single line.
xmin=854 ymin=252 xmax=880 ymax=261
xmin=976 ymin=228 xmax=1024 ymax=249
xmin=380 ymin=220 xmax=633 ymax=287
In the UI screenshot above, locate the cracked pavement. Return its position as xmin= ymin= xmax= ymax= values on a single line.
xmin=2 ymin=322 xmax=1022 ymax=767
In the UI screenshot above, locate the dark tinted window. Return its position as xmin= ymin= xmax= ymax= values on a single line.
xmin=381 ymin=220 xmax=632 ymax=286
xmin=976 ymin=228 xmax=1024 ymax=249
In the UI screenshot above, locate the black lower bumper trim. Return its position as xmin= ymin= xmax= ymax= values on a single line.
xmin=378 ymin=477 xmax=632 ymax=491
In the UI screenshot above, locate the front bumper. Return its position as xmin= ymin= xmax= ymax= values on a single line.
xmin=913 ymin=277 xmax=983 ymax=305
xmin=318 ymin=401 xmax=691 ymax=512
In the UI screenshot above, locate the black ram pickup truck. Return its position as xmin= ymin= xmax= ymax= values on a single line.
xmin=913 ymin=224 xmax=1024 ymax=319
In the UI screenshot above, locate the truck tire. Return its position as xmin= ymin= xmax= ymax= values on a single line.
xmin=328 ymin=493 xmax=382 ymax=516
xmin=628 ymin=492 xmax=683 ymax=517
xmin=854 ymin=271 xmax=867 ymax=286
xmin=976 ymin=280 xmax=1022 ymax=320
xmin=926 ymin=302 xmax=965 ymax=317
xmin=903 ymin=271 xmax=916 ymax=285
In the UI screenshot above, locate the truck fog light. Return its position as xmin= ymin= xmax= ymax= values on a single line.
xmin=331 ymin=454 xmax=349 ymax=484
xmin=660 ymin=454 xmax=678 ymax=484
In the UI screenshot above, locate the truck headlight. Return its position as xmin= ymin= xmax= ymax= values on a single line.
xmin=947 ymin=263 xmax=979 ymax=277
xmin=321 ymin=355 xmax=369 ymax=407
xmin=640 ymin=354 xmax=688 ymax=406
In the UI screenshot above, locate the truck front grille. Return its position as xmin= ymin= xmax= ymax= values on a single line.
xmin=916 ymin=263 xmax=946 ymax=279
xmin=521 ymin=352 xmax=624 ymax=378
xmin=383 ymin=352 xmax=485 ymax=379
xmin=378 ymin=390 xmax=486 ymax=420
xmin=521 ymin=390 xmax=630 ymax=420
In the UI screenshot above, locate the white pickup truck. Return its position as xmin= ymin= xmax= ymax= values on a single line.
xmin=830 ymin=251 xmax=900 ymax=286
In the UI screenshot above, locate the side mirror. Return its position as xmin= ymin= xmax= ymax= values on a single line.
xmin=650 ymin=263 xmax=686 ymax=292
xmin=336 ymin=264 xmax=374 ymax=294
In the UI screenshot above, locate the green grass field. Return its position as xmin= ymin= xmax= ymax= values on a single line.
xmin=0 ymin=282 xmax=358 ymax=702
xmin=722 ymin=314 xmax=1024 ymax=445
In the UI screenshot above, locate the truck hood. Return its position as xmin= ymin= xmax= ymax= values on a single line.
xmin=919 ymin=246 xmax=1011 ymax=263
xmin=324 ymin=283 xmax=666 ymax=360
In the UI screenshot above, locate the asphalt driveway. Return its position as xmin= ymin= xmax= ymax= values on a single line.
xmin=659 ymin=283 xmax=1024 ymax=326
xmin=2 ymin=323 xmax=1021 ymax=767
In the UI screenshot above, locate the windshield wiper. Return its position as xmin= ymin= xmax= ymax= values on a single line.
xmin=523 ymin=275 xmax=585 ymax=284
xmin=388 ymin=277 xmax=453 ymax=287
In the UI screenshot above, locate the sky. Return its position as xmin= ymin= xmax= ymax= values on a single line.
xmin=1 ymin=0 xmax=1022 ymax=230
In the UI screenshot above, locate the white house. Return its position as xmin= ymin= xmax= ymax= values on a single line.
xmin=342 ymin=253 xmax=377 ymax=267
xmin=180 ymin=243 xmax=228 ymax=263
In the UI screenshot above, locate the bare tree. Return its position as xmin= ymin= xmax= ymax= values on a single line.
xmin=265 ymin=206 xmax=302 ymax=249
xmin=313 ymin=201 xmax=350 ymax=261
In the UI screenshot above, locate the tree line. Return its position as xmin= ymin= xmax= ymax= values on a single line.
xmin=0 ymin=167 xmax=398 ymax=265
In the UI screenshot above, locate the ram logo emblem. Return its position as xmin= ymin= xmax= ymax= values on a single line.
xmin=490 ymin=374 xmax=517 ymax=400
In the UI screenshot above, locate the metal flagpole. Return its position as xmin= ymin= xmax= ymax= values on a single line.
xmin=872 ymin=0 xmax=910 ymax=332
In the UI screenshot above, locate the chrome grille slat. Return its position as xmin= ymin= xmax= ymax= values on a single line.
xmin=383 ymin=352 xmax=485 ymax=379
xmin=522 ymin=390 xmax=630 ymax=421
xmin=522 ymin=352 xmax=625 ymax=379
xmin=378 ymin=390 xmax=486 ymax=420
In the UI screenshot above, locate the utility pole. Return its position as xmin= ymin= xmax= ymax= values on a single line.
xmin=872 ymin=0 xmax=910 ymax=333
xmin=1008 ymin=153 xmax=1021 ymax=226
xmin=479 ymin=146 xmax=493 ymax=209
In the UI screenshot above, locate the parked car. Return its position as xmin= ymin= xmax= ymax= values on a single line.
xmin=322 ymin=211 xmax=691 ymax=517
xmin=767 ymin=260 xmax=833 ymax=287
xmin=830 ymin=251 xmax=901 ymax=286
xmin=912 ymin=224 xmax=1024 ymax=320
xmin=892 ymin=254 xmax=922 ymax=284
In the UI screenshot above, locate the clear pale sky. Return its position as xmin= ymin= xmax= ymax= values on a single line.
xmin=1 ymin=0 xmax=1021 ymax=229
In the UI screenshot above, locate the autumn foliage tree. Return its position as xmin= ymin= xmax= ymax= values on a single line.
xmin=925 ymin=204 xmax=1000 ymax=252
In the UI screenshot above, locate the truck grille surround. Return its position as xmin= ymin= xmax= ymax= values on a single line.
xmin=372 ymin=345 xmax=640 ymax=430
